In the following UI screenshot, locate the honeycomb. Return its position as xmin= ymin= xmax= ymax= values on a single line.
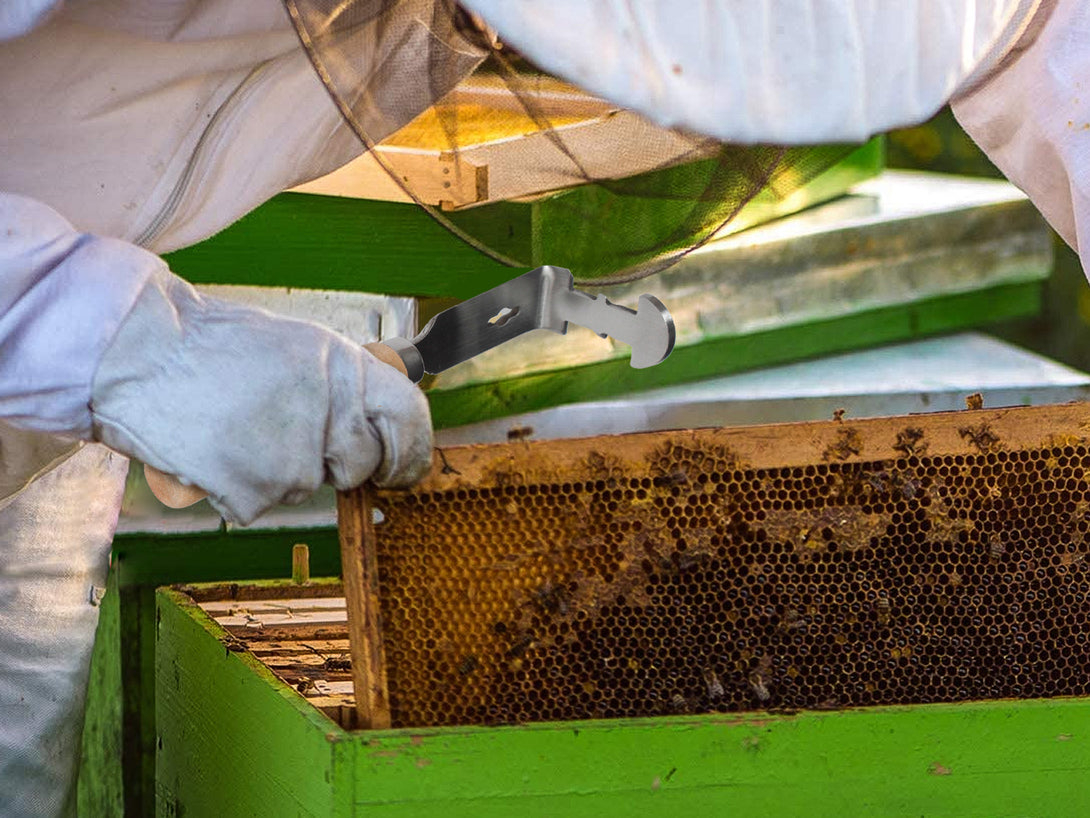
xmin=366 ymin=404 xmax=1090 ymax=728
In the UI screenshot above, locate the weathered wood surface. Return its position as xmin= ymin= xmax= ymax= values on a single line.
xmin=293 ymin=76 xmax=706 ymax=209
xmin=199 ymin=594 xmax=358 ymax=726
xmin=397 ymin=402 xmax=1090 ymax=495
xmin=336 ymin=486 xmax=392 ymax=729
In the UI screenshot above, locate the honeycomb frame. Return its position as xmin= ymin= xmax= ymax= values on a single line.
xmin=351 ymin=403 xmax=1090 ymax=728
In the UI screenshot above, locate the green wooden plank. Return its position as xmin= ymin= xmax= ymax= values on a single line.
xmin=157 ymin=587 xmax=1090 ymax=817
xmin=163 ymin=195 xmax=517 ymax=300
xmin=155 ymin=589 xmax=345 ymax=817
xmin=342 ymin=701 xmax=1090 ymax=817
xmin=530 ymin=141 xmax=882 ymax=274
xmin=119 ymin=585 xmax=158 ymax=818
xmin=77 ymin=567 xmax=123 ymax=817
xmin=114 ymin=528 xmax=342 ymax=589
xmin=426 ymin=279 xmax=1043 ymax=429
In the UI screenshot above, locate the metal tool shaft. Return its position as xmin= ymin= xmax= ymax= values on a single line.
xmin=390 ymin=266 xmax=675 ymax=382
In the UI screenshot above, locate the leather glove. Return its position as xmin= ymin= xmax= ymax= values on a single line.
xmin=90 ymin=268 xmax=433 ymax=525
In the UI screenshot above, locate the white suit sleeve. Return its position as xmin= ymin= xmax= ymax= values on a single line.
xmin=952 ymin=0 xmax=1087 ymax=256
xmin=0 ymin=0 xmax=61 ymax=41
xmin=0 ymin=192 xmax=159 ymax=437
xmin=462 ymin=0 xmax=1038 ymax=145
xmin=0 ymin=191 xmax=433 ymax=523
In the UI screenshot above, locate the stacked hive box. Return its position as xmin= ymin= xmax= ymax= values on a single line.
xmin=157 ymin=403 xmax=1090 ymax=816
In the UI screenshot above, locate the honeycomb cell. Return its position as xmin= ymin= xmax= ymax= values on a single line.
xmin=358 ymin=419 xmax=1090 ymax=729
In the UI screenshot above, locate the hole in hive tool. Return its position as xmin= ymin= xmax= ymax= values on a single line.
xmin=488 ymin=305 xmax=520 ymax=327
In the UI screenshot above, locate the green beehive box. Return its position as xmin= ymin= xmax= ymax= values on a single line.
xmin=156 ymin=583 xmax=1090 ymax=817
xmin=154 ymin=403 xmax=1090 ymax=816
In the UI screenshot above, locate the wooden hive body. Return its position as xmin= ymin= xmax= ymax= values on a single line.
xmin=157 ymin=403 xmax=1090 ymax=816
xmin=195 ymin=403 xmax=1090 ymax=729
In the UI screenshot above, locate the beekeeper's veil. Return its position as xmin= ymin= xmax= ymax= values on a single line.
xmin=285 ymin=0 xmax=1033 ymax=284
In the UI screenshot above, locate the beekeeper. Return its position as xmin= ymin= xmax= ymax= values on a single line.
xmin=0 ymin=0 xmax=1077 ymax=815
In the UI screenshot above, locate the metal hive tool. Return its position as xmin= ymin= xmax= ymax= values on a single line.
xmin=207 ymin=403 xmax=1090 ymax=729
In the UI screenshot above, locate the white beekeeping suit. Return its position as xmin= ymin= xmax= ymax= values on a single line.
xmin=458 ymin=0 xmax=1090 ymax=280
xmin=458 ymin=0 xmax=1043 ymax=143
xmin=0 ymin=2 xmax=456 ymax=815
xmin=0 ymin=0 xmax=1075 ymax=815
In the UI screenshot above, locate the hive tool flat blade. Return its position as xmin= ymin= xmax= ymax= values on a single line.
xmin=386 ymin=266 xmax=676 ymax=382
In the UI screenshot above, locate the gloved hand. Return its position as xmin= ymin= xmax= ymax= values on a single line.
xmin=90 ymin=267 xmax=433 ymax=525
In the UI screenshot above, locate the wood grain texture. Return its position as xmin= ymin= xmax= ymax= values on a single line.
xmin=155 ymin=589 xmax=345 ymax=817
xmin=336 ymin=486 xmax=392 ymax=729
xmin=397 ymin=401 xmax=1090 ymax=497
xmin=293 ymin=77 xmax=698 ymax=210
xmin=76 ymin=567 xmax=123 ymax=816
xmin=292 ymin=543 xmax=311 ymax=585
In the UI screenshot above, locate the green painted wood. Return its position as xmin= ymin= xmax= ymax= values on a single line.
xmin=118 ymin=585 xmax=159 ymax=818
xmin=346 ymin=702 xmax=1090 ymax=817
xmin=157 ymin=586 xmax=1090 ymax=817
xmin=156 ymin=589 xmax=348 ymax=818
xmin=427 ymin=279 xmax=1044 ymax=429
xmin=163 ymin=142 xmax=881 ymax=298
xmin=164 ymin=195 xmax=518 ymax=300
xmin=77 ymin=567 xmax=123 ymax=817
xmin=109 ymin=529 xmax=341 ymax=817
xmin=528 ymin=142 xmax=882 ymax=274
xmin=114 ymin=527 xmax=342 ymax=589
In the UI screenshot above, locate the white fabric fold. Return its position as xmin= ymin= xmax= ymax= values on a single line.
xmin=0 ymin=193 xmax=162 ymax=439
xmin=462 ymin=0 xmax=1036 ymax=144
xmin=0 ymin=0 xmax=364 ymax=253
xmin=0 ymin=444 xmax=128 ymax=818
xmin=0 ymin=0 xmax=61 ymax=41
xmin=952 ymin=0 xmax=1086 ymax=258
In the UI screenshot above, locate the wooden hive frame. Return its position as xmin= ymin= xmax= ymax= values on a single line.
xmin=190 ymin=401 xmax=1090 ymax=731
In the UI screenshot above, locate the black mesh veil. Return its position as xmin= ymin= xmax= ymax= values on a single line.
xmin=284 ymin=0 xmax=855 ymax=285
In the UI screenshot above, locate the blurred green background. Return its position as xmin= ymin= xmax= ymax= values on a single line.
xmin=888 ymin=108 xmax=1090 ymax=374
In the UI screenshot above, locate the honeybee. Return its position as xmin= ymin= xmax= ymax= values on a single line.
xmin=652 ymin=470 xmax=689 ymax=488
xmin=749 ymin=677 xmax=771 ymax=703
xmin=900 ymin=477 xmax=921 ymax=501
xmin=748 ymin=654 xmax=773 ymax=703
xmin=668 ymin=693 xmax=690 ymax=712
xmin=457 ymin=654 xmax=480 ymax=676
xmin=303 ymin=644 xmax=351 ymax=672
xmin=875 ymin=595 xmax=892 ymax=625
xmin=703 ymin=668 xmax=725 ymax=700
xmin=533 ymin=580 xmax=571 ymax=616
